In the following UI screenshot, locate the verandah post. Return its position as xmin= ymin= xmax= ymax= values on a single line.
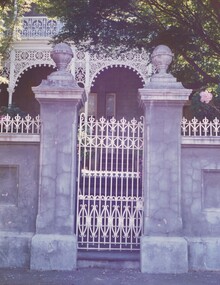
xmin=139 ymin=45 xmax=192 ymax=273
xmin=30 ymin=43 xmax=85 ymax=270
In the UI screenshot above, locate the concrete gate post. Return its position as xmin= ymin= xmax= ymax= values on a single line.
xmin=139 ymin=45 xmax=192 ymax=273
xmin=30 ymin=43 xmax=85 ymax=270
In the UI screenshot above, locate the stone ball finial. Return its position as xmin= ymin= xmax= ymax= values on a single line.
xmin=50 ymin=43 xmax=73 ymax=71
xmin=151 ymin=45 xmax=173 ymax=74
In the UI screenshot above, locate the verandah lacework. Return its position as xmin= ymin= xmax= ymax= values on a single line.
xmin=2 ymin=16 xmax=151 ymax=106
xmin=19 ymin=16 xmax=63 ymax=38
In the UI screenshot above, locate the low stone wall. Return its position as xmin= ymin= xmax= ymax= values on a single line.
xmin=1 ymin=135 xmax=220 ymax=271
xmin=182 ymin=137 xmax=220 ymax=271
xmin=0 ymin=136 xmax=40 ymax=268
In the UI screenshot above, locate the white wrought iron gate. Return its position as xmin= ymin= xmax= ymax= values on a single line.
xmin=76 ymin=113 xmax=144 ymax=251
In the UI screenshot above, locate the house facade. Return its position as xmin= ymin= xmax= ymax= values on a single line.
xmin=0 ymin=16 xmax=153 ymax=119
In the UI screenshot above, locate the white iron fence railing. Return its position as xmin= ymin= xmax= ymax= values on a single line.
xmin=1 ymin=114 xmax=220 ymax=137
xmin=181 ymin=117 xmax=220 ymax=137
xmin=0 ymin=114 xmax=41 ymax=134
xmin=18 ymin=16 xmax=63 ymax=39
xmin=76 ymin=114 xmax=144 ymax=251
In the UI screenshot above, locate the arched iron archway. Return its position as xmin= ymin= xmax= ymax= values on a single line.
xmin=5 ymin=44 xmax=152 ymax=108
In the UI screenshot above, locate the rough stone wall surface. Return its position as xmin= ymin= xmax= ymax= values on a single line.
xmin=0 ymin=142 xmax=39 ymax=268
xmin=142 ymin=103 xmax=183 ymax=236
xmin=181 ymin=145 xmax=220 ymax=236
xmin=35 ymin=102 xmax=78 ymax=235
xmin=0 ymin=143 xmax=39 ymax=232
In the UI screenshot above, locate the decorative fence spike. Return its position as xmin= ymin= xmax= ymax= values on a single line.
xmin=181 ymin=117 xmax=220 ymax=137
xmin=0 ymin=114 xmax=41 ymax=134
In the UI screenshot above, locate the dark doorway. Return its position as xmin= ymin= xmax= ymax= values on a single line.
xmin=13 ymin=66 xmax=55 ymax=116
xmin=91 ymin=67 xmax=144 ymax=120
xmin=0 ymin=83 xmax=9 ymax=108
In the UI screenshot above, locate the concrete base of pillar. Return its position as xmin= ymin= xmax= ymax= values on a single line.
xmin=0 ymin=231 xmax=33 ymax=268
xmin=187 ymin=237 xmax=220 ymax=271
xmin=30 ymin=234 xmax=77 ymax=271
xmin=140 ymin=236 xmax=188 ymax=273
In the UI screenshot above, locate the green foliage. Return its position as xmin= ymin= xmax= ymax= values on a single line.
xmin=36 ymin=0 xmax=220 ymax=88
xmin=0 ymin=104 xmax=27 ymax=118
xmin=0 ymin=0 xmax=219 ymax=91
xmin=0 ymin=0 xmax=35 ymax=84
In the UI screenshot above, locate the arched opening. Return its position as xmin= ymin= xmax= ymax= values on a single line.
xmin=13 ymin=65 xmax=55 ymax=116
xmin=89 ymin=66 xmax=144 ymax=120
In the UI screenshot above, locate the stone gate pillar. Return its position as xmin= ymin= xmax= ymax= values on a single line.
xmin=30 ymin=43 xmax=85 ymax=270
xmin=139 ymin=45 xmax=192 ymax=273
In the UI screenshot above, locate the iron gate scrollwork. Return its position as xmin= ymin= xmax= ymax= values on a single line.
xmin=76 ymin=113 xmax=144 ymax=251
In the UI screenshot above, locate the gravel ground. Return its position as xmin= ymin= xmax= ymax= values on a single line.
xmin=0 ymin=268 xmax=220 ymax=285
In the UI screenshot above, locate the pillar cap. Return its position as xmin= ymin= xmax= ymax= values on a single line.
xmin=34 ymin=43 xmax=82 ymax=89
xmin=151 ymin=45 xmax=173 ymax=75
xmin=32 ymin=43 xmax=86 ymax=107
xmin=141 ymin=45 xmax=190 ymax=91
xmin=138 ymin=45 xmax=192 ymax=105
xmin=51 ymin=43 xmax=73 ymax=72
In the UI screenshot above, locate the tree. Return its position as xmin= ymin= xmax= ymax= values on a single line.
xmin=37 ymin=0 xmax=220 ymax=89
xmin=0 ymin=0 xmax=34 ymax=84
